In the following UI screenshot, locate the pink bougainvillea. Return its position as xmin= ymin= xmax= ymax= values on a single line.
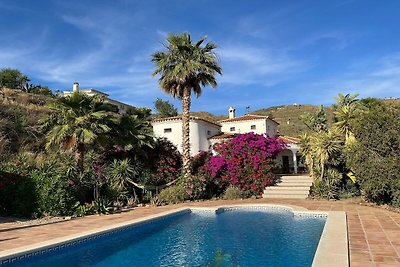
xmin=206 ymin=132 xmax=285 ymax=196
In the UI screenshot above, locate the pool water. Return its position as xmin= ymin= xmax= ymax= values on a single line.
xmin=8 ymin=209 xmax=326 ymax=267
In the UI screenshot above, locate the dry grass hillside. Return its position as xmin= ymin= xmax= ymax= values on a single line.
xmin=252 ymin=104 xmax=334 ymax=136
xmin=190 ymin=111 xmax=228 ymax=124
xmin=0 ymin=88 xmax=53 ymax=161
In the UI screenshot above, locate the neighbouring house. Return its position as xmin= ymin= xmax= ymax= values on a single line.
xmin=219 ymin=107 xmax=279 ymax=137
xmin=151 ymin=107 xmax=303 ymax=174
xmin=63 ymin=82 xmax=132 ymax=113
xmin=151 ymin=116 xmax=221 ymax=156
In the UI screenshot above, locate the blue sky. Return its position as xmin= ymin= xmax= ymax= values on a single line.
xmin=1 ymin=0 xmax=400 ymax=115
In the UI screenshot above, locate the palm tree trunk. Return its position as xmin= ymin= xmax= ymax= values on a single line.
xmin=76 ymin=143 xmax=85 ymax=173
xmin=320 ymin=162 xmax=325 ymax=181
xmin=181 ymin=87 xmax=191 ymax=178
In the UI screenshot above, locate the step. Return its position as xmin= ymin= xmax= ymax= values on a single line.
xmin=265 ymin=186 xmax=311 ymax=191
xmin=280 ymin=176 xmax=312 ymax=179
xmin=277 ymin=182 xmax=313 ymax=187
xmin=279 ymin=177 xmax=313 ymax=182
xmin=263 ymin=189 xmax=310 ymax=195
xmin=262 ymin=194 xmax=309 ymax=199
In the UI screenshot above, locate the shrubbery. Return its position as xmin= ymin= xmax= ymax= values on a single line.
xmin=0 ymin=158 xmax=77 ymax=217
xmin=206 ymin=133 xmax=284 ymax=196
xmin=223 ymin=186 xmax=247 ymax=200
xmin=158 ymin=185 xmax=188 ymax=204
xmin=345 ymin=102 xmax=400 ymax=206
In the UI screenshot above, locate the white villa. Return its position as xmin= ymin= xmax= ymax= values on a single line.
xmin=151 ymin=107 xmax=303 ymax=174
xmin=152 ymin=116 xmax=221 ymax=155
xmin=63 ymin=83 xmax=133 ymax=113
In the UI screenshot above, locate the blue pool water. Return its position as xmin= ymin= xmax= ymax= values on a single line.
xmin=7 ymin=209 xmax=326 ymax=267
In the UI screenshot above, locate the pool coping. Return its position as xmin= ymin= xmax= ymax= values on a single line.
xmin=0 ymin=204 xmax=348 ymax=266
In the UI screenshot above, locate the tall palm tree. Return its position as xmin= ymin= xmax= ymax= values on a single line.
xmin=43 ymin=92 xmax=117 ymax=172
xmin=151 ymin=33 xmax=222 ymax=177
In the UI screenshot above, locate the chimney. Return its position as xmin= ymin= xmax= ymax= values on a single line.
xmin=229 ymin=106 xmax=236 ymax=119
xmin=73 ymin=82 xmax=79 ymax=92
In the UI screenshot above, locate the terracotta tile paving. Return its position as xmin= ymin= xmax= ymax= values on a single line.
xmin=1 ymin=198 xmax=400 ymax=266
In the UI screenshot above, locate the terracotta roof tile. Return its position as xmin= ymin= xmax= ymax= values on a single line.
xmin=219 ymin=114 xmax=279 ymax=125
xmin=151 ymin=116 xmax=221 ymax=128
xmin=208 ymin=133 xmax=235 ymax=140
xmin=277 ymin=135 xmax=300 ymax=144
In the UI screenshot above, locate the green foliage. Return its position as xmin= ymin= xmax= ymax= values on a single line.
xmin=0 ymin=68 xmax=29 ymax=89
xmin=345 ymin=102 xmax=400 ymax=206
xmin=43 ymin=92 xmax=118 ymax=171
xmin=113 ymin=113 xmax=154 ymax=152
xmin=74 ymin=202 xmax=96 ymax=217
xmin=223 ymin=186 xmax=247 ymax=200
xmin=106 ymin=158 xmax=137 ymax=195
xmin=0 ymin=157 xmax=77 ymax=217
xmin=153 ymin=98 xmax=178 ymax=118
xmin=302 ymin=105 xmax=328 ymax=132
xmin=158 ymin=185 xmax=188 ymax=204
xmin=126 ymin=106 xmax=152 ymax=120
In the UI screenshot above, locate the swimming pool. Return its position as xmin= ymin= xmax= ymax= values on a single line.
xmin=0 ymin=205 xmax=348 ymax=267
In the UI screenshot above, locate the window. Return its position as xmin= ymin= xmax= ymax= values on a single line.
xmin=207 ymin=130 xmax=211 ymax=136
xmin=164 ymin=128 xmax=172 ymax=133
xmin=230 ymin=127 xmax=235 ymax=132
xmin=251 ymin=125 xmax=256 ymax=130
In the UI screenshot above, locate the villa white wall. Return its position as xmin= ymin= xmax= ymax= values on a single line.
xmin=152 ymin=119 xmax=220 ymax=156
xmin=221 ymin=119 xmax=278 ymax=137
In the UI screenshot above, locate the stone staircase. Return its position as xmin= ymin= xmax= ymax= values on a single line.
xmin=262 ymin=175 xmax=313 ymax=199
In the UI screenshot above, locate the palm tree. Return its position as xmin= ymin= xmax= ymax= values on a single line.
xmin=43 ymin=92 xmax=117 ymax=172
xmin=333 ymin=93 xmax=359 ymax=107
xmin=333 ymin=93 xmax=360 ymax=144
xmin=151 ymin=33 xmax=222 ymax=177
xmin=311 ymin=129 xmax=343 ymax=181
xmin=299 ymin=133 xmax=314 ymax=177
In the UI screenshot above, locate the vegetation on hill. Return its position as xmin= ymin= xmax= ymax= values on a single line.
xmin=190 ymin=111 xmax=227 ymax=123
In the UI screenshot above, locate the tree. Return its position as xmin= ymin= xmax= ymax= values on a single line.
xmin=154 ymin=98 xmax=178 ymax=118
xmin=311 ymin=129 xmax=344 ymax=181
xmin=151 ymin=33 xmax=222 ymax=177
xmin=43 ymin=92 xmax=117 ymax=172
xmin=345 ymin=102 xmax=400 ymax=206
xmin=333 ymin=93 xmax=359 ymax=144
xmin=302 ymin=105 xmax=328 ymax=132
xmin=0 ymin=68 xmax=29 ymax=89
xmin=126 ymin=106 xmax=152 ymax=120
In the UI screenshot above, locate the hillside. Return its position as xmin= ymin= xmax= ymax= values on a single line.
xmin=252 ymin=104 xmax=334 ymax=136
xmin=193 ymin=98 xmax=400 ymax=137
xmin=190 ymin=111 xmax=228 ymax=124
xmin=0 ymin=88 xmax=53 ymax=161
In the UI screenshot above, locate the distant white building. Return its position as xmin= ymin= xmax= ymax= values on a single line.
xmin=63 ymin=82 xmax=132 ymax=113
xmin=151 ymin=116 xmax=221 ymax=156
xmin=151 ymin=107 xmax=303 ymax=174
xmin=219 ymin=107 xmax=278 ymax=137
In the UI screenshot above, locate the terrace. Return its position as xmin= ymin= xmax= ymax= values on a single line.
xmin=1 ymin=199 xmax=399 ymax=267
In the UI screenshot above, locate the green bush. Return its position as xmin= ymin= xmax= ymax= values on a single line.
xmin=345 ymin=102 xmax=400 ymax=206
xmin=0 ymin=158 xmax=77 ymax=217
xmin=158 ymin=185 xmax=188 ymax=204
xmin=223 ymin=186 xmax=247 ymax=200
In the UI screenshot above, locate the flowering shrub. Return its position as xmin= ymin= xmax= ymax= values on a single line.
xmin=207 ymin=133 xmax=285 ymax=196
xmin=144 ymin=138 xmax=182 ymax=185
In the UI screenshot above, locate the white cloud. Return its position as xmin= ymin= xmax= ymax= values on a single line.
xmin=219 ymin=44 xmax=307 ymax=86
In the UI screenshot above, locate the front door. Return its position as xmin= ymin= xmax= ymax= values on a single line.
xmin=282 ymin=156 xmax=290 ymax=173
